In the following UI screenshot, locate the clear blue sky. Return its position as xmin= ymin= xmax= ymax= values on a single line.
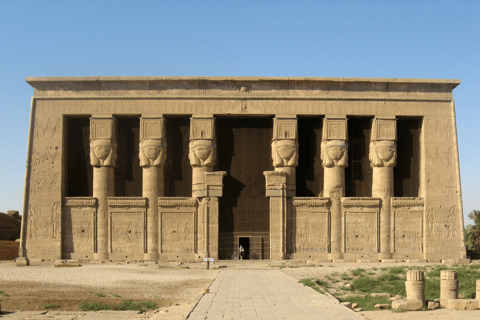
xmin=1 ymin=1 xmax=479 ymax=226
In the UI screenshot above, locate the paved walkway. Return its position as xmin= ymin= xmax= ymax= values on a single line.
xmin=186 ymin=269 xmax=362 ymax=320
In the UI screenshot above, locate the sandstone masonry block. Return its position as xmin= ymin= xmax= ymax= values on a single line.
xmin=392 ymin=299 xmax=423 ymax=311
xmin=447 ymin=299 xmax=479 ymax=310
xmin=428 ymin=301 xmax=439 ymax=310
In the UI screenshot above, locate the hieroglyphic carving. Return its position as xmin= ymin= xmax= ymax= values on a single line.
xmin=344 ymin=212 xmax=378 ymax=253
xmin=27 ymin=202 xmax=60 ymax=240
xmin=292 ymin=197 xmax=330 ymax=207
xmin=29 ymin=170 xmax=60 ymax=194
xmin=426 ymin=172 xmax=458 ymax=197
xmin=425 ymin=118 xmax=451 ymax=142
xmin=110 ymin=212 xmax=145 ymax=253
xmin=394 ymin=211 xmax=423 ymax=253
xmin=426 ymin=146 xmax=454 ymax=169
xmin=426 ymin=204 xmax=459 ymax=240
xmin=31 ymin=146 xmax=60 ymax=167
xmin=161 ymin=212 xmax=194 ymax=253
xmin=324 ymin=119 xmax=347 ymax=140
xmin=295 ymin=212 xmax=329 ymax=253
xmin=63 ymin=209 xmax=95 ymax=253
xmin=342 ymin=198 xmax=381 ymax=207
xmin=64 ymin=197 xmax=96 ymax=206
xmin=190 ymin=118 xmax=214 ymax=140
xmin=34 ymin=117 xmax=60 ymax=140
xmin=108 ymin=197 xmax=146 ymax=207
xmin=391 ymin=197 xmax=424 ymax=207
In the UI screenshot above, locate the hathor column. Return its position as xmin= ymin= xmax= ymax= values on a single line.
xmin=90 ymin=117 xmax=116 ymax=261
xmin=189 ymin=116 xmax=216 ymax=198
xmin=271 ymin=117 xmax=298 ymax=259
xmin=321 ymin=117 xmax=348 ymax=260
xmin=140 ymin=117 xmax=166 ymax=261
xmin=369 ymin=117 xmax=397 ymax=260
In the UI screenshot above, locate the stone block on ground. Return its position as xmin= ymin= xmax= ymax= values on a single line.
xmin=374 ymin=303 xmax=390 ymax=309
xmin=371 ymin=293 xmax=391 ymax=298
xmin=16 ymin=257 xmax=29 ymax=266
xmin=351 ymin=303 xmax=358 ymax=309
xmin=447 ymin=299 xmax=479 ymax=310
xmin=354 ymin=307 xmax=363 ymax=312
xmin=340 ymin=302 xmax=352 ymax=308
xmin=392 ymin=299 xmax=423 ymax=311
xmin=428 ymin=301 xmax=439 ymax=310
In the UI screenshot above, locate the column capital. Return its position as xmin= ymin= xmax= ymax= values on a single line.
xmin=140 ymin=117 xmax=166 ymax=167
xmin=90 ymin=117 xmax=117 ymax=167
xmin=321 ymin=118 xmax=348 ymax=168
xmin=272 ymin=117 xmax=298 ymax=168
xmin=370 ymin=118 xmax=397 ymax=168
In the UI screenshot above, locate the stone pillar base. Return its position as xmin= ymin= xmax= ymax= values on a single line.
xmin=144 ymin=252 xmax=159 ymax=261
xmin=94 ymin=252 xmax=109 ymax=261
xmin=16 ymin=257 xmax=29 ymax=266
xmin=329 ymin=253 xmax=343 ymax=260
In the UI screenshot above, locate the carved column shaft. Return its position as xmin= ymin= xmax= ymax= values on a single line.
xmin=140 ymin=117 xmax=166 ymax=261
xmin=370 ymin=118 xmax=397 ymax=259
xmin=90 ymin=117 xmax=116 ymax=260
xmin=321 ymin=118 xmax=348 ymax=260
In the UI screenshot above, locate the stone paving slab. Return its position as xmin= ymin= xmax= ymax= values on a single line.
xmin=185 ymin=269 xmax=361 ymax=320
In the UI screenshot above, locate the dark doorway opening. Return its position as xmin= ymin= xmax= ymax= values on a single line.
xmin=216 ymin=117 xmax=273 ymax=260
xmin=239 ymin=237 xmax=250 ymax=260
xmin=346 ymin=117 xmax=373 ymax=197
xmin=66 ymin=117 xmax=92 ymax=197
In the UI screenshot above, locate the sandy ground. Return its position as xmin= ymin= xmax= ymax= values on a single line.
xmin=1 ymin=259 xmax=480 ymax=319
xmin=0 ymin=260 xmax=217 ymax=317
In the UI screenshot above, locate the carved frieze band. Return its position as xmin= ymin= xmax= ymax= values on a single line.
xmin=64 ymin=197 xmax=97 ymax=207
xmin=108 ymin=197 xmax=147 ymax=207
xmin=158 ymin=197 xmax=198 ymax=207
xmin=292 ymin=197 xmax=330 ymax=207
xmin=391 ymin=197 xmax=424 ymax=207
xmin=342 ymin=197 xmax=381 ymax=207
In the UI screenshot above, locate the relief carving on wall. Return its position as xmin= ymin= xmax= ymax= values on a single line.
xmin=294 ymin=212 xmax=329 ymax=253
xmin=425 ymin=118 xmax=451 ymax=142
xmin=110 ymin=212 xmax=145 ymax=253
xmin=426 ymin=172 xmax=457 ymax=197
xmin=34 ymin=117 xmax=60 ymax=140
xmin=426 ymin=204 xmax=459 ymax=240
xmin=28 ymin=202 xmax=61 ymax=240
xmin=344 ymin=212 xmax=378 ymax=253
xmin=62 ymin=207 xmax=95 ymax=253
xmin=394 ymin=211 xmax=423 ymax=253
xmin=161 ymin=212 xmax=195 ymax=253
xmin=426 ymin=146 xmax=454 ymax=169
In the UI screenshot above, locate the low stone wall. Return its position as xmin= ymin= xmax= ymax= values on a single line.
xmin=0 ymin=240 xmax=19 ymax=260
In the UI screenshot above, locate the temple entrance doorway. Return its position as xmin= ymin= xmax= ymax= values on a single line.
xmin=238 ymin=237 xmax=250 ymax=260
xmin=216 ymin=117 xmax=273 ymax=260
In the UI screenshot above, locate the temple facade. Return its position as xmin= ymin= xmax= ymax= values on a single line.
xmin=19 ymin=77 xmax=466 ymax=262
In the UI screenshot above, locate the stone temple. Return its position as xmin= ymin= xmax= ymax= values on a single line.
xmin=18 ymin=77 xmax=466 ymax=262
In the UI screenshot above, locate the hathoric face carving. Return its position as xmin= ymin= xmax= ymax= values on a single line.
xmin=321 ymin=140 xmax=347 ymax=168
xmin=369 ymin=140 xmax=397 ymax=167
xmin=272 ymin=140 xmax=298 ymax=168
xmin=140 ymin=139 xmax=165 ymax=167
xmin=189 ymin=140 xmax=216 ymax=167
xmin=90 ymin=139 xmax=117 ymax=167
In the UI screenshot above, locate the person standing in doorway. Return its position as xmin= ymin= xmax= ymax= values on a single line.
xmin=239 ymin=245 xmax=244 ymax=260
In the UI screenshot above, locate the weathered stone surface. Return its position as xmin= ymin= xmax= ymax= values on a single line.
xmin=447 ymin=299 xmax=479 ymax=310
xmin=16 ymin=257 xmax=29 ymax=266
xmin=371 ymin=293 xmax=391 ymax=298
xmin=354 ymin=307 xmax=363 ymax=312
xmin=428 ymin=301 xmax=440 ymax=310
xmin=374 ymin=303 xmax=390 ymax=309
xmin=392 ymin=299 xmax=423 ymax=311
xmin=351 ymin=303 xmax=358 ymax=309
xmin=20 ymin=77 xmax=466 ymax=262
xmin=340 ymin=302 xmax=352 ymax=308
